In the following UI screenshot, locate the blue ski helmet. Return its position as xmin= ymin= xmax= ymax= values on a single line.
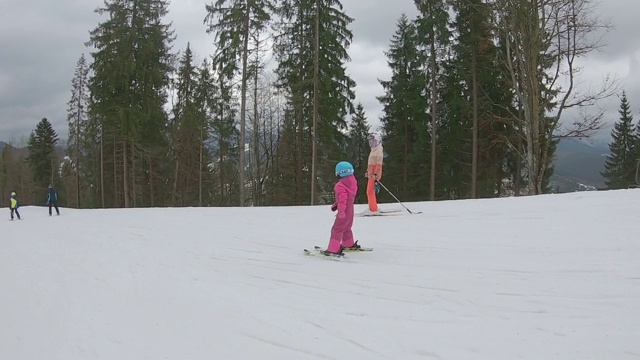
xmin=335 ymin=161 xmax=354 ymax=177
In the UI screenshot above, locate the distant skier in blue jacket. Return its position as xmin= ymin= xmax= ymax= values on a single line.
xmin=47 ymin=184 xmax=60 ymax=216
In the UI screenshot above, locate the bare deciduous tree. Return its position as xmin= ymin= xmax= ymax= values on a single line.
xmin=496 ymin=0 xmax=618 ymax=194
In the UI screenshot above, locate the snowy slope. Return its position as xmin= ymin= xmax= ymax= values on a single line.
xmin=2 ymin=190 xmax=639 ymax=359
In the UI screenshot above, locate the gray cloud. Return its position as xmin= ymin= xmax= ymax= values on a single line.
xmin=0 ymin=0 xmax=636 ymax=147
xmin=342 ymin=0 xmax=418 ymax=47
xmin=0 ymin=0 xmax=98 ymax=141
xmin=347 ymin=42 xmax=390 ymax=131
xmin=586 ymin=0 xmax=640 ymax=62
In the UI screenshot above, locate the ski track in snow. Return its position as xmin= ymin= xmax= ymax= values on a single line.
xmin=2 ymin=191 xmax=640 ymax=359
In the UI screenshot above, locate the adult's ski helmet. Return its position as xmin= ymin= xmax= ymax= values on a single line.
xmin=335 ymin=161 xmax=354 ymax=178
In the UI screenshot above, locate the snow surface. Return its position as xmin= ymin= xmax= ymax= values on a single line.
xmin=2 ymin=190 xmax=640 ymax=359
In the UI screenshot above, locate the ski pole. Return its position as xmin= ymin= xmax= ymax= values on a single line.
xmin=376 ymin=181 xmax=421 ymax=214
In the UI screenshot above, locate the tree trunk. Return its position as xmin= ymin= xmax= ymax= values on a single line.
xmin=113 ymin=137 xmax=118 ymax=207
xmin=252 ymin=45 xmax=260 ymax=206
xmin=132 ymin=144 xmax=136 ymax=207
xmin=471 ymin=49 xmax=478 ymax=199
xmin=238 ymin=11 xmax=250 ymax=207
xmin=173 ymin=158 xmax=180 ymax=206
xmin=76 ymin=114 xmax=81 ymax=208
xmin=123 ymin=139 xmax=130 ymax=208
xmin=148 ymin=155 xmax=154 ymax=207
xmin=100 ymin=130 xmax=104 ymax=208
xmin=219 ymin=146 xmax=225 ymax=204
xmin=403 ymin=118 xmax=409 ymax=194
xmin=296 ymin=104 xmax=302 ymax=204
xmin=429 ymin=37 xmax=437 ymax=201
xmin=310 ymin=0 xmax=320 ymax=205
xmin=199 ymin=127 xmax=203 ymax=207
xmin=523 ymin=0 xmax=543 ymax=195
xmin=295 ymin=28 xmax=304 ymax=205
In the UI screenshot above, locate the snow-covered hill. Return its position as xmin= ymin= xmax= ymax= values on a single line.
xmin=2 ymin=190 xmax=639 ymax=359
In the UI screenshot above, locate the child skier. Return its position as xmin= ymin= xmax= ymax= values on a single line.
xmin=324 ymin=161 xmax=361 ymax=255
xmin=365 ymin=132 xmax=383 ymax=213
xmin=10 ymin=191 xmax=21 ymax=220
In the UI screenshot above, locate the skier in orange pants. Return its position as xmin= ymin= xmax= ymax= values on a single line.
xmin=365 ymin=132 xmax=383 ymax=213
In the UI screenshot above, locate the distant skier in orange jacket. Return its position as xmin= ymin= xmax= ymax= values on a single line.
xmin=365 ymin=132 xmax=383 ymax=213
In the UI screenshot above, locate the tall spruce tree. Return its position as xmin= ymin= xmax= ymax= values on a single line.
xmin=270 ymin=105 xmax=301 ymax=205
xmin=87 ymin=0 xmax=174 ymax=208
xmin=633 ymin=106 xmax=640 ymax=182
xmin=170 ymin=45 xmax=202 ymax=206
xmin=436 ymin=40 xmax=471 ymax=199
xmin=347 ymin=103 xmax=371 ymax=203
xmin=449 ymin=0 xmax=511 ymax=198
xmin=193 ymin=59 xmax=217 ymax=206
xmin=274 ymin=0 xmax=355 ymax=204
xmin=273 ymin=0 xmax=313 ymax=204
xmin=26 ymin=118 xmax=60 ymax=193
xmin=348 ymin=103 xmax=371 ymax=175
xmin=67 ymin=54 xmax=90 ymax=208
xmin=205 ymin=0 xmax=274 ymax=206
xmin=602 ymin=92 xmax=637 ymax=189
xmin=413 ymin=0 xmax=450 ymax=201
xmin=377 ymin=14 xmax=428 ymax=200
xmin=246 ymin=33 xmax=271 ymax=206
xmin=210 ymin=63 xmax=241 ymax=206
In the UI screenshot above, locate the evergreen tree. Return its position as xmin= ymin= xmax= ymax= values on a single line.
xmin=435 ymin=32 xmax=470 ymax=200
xmin=192 ymin=59 xmax=218 ymax=206
xmin=206 ymin=0 xmax=274 ymax=206
xmin=87 ymin=0 xmax=174 ymax=208
xmin=271 ymin=105 xmax=301 ymax=205
xmin=274 ymin=0 xmax=356 ymax=204
xmin=210 ymin=64 xmax=241 ymax=206
xmin=348 ymin=103 xmax=371 ymax=176
xmin=2 ymin=145 xmax=34 ymax=205
xmin=377 ymin=14 xmax=428 ymax=200
xmin=246 ymin=34 xmax=272 ymax=206
xmin=170 ymin=44 xmax=203 ymax=206
xmin=26 ymin=118 xmax=60 ymax=192
xmin=413 ymin=0 xmax=450 ymax=200
xmin=632 ymin=107 xmax=640 ymax=184
xmin=347 ymin=103 xmax=370 ymax=203
xmin=273 ymin=0 xmax=313 ymax=204
xmin=449 ymin=0 xmax=512 ymax=198
xmin=67 ymin=54 xmax=90 ymax=208
xmin=602 ymin=92 xmax=637 ymax=189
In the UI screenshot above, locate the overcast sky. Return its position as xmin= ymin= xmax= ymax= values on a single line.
xmin=1 ymin=0 xmax=637 ymax=145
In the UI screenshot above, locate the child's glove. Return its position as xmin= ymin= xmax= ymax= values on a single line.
xmin=337 ymin=211 xmax=346 ymax=219
xmin=331 ymin=203 xmax=337 ymax=212
xmin=375 ymin=181 xmax=381 ymax=194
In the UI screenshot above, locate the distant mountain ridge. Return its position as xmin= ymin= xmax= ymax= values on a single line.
xmin=551 ymin=138 xmax=609 ymax=192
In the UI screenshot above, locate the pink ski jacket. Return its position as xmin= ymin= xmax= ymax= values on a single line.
xmin=334 ymin=174 xmax=358 ymax=218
